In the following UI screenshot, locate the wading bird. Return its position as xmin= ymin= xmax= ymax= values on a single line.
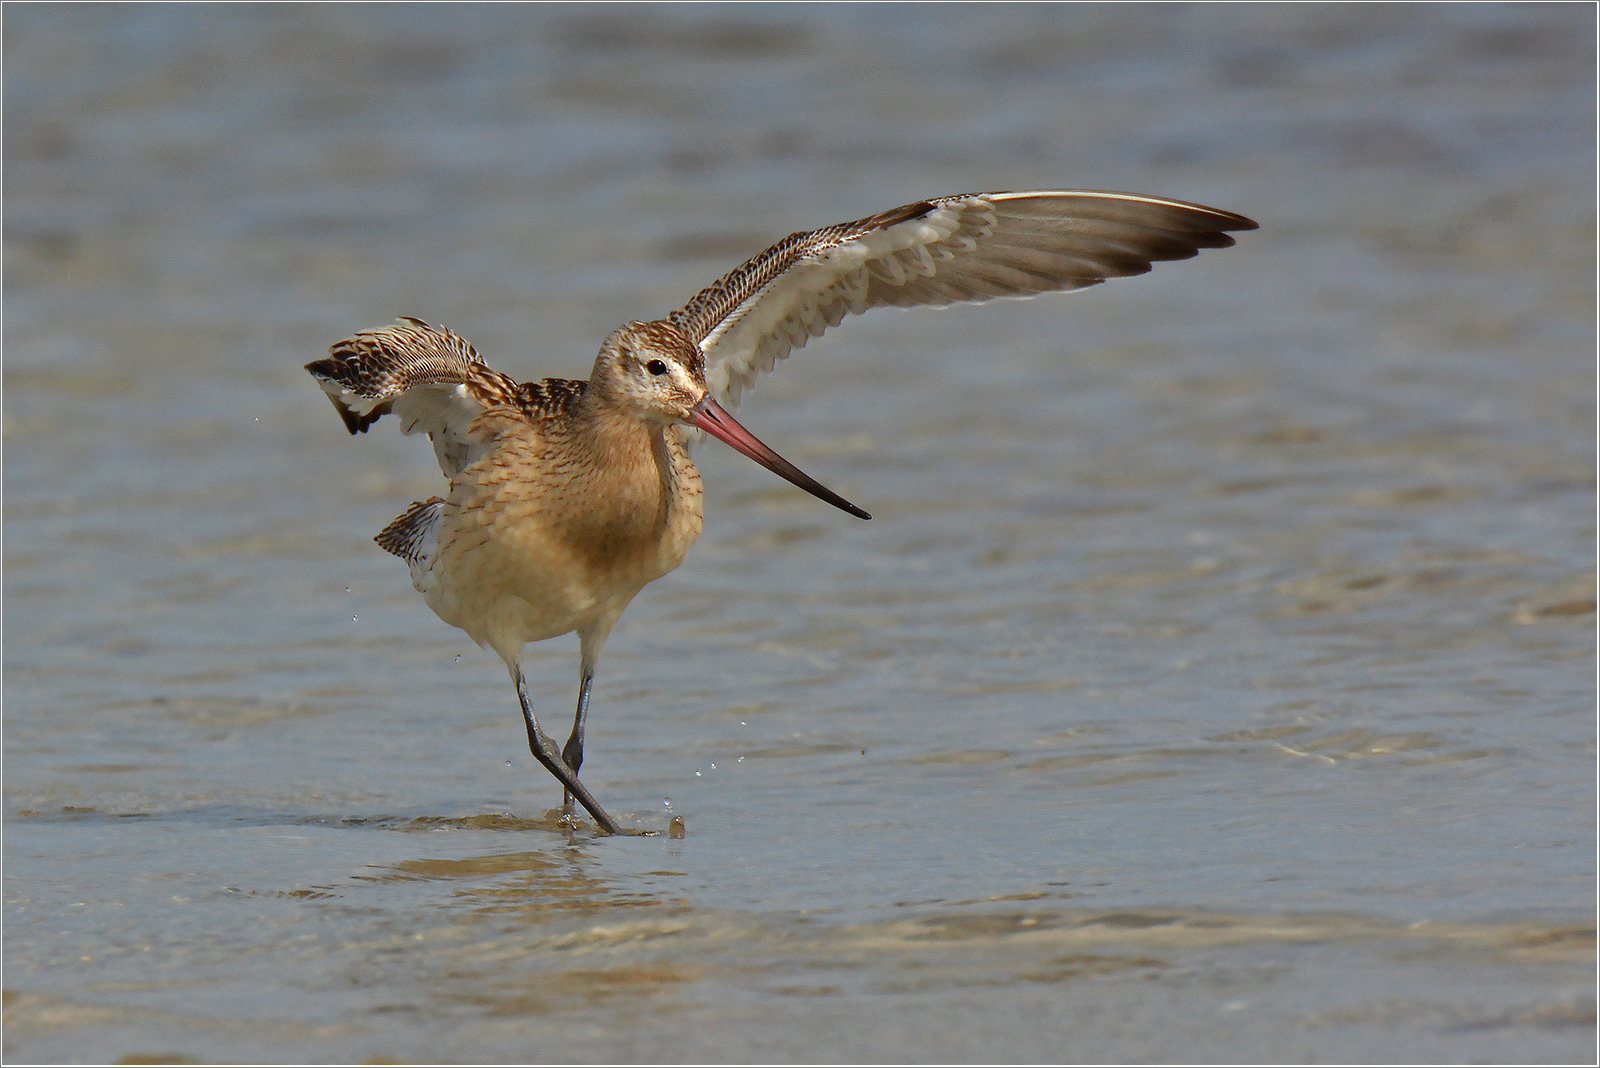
xmin=308 ymin=190 xmax=1255 ymax=834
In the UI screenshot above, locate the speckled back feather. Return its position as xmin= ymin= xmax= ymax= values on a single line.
xmin=514 ymin=377 xmax=589 ymax=419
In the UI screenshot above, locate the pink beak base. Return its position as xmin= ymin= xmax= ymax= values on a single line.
xmin=688 ymin=396 xmax=871 ymax=521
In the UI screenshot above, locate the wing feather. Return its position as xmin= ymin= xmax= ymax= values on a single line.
xmin=306 ymin=317 xmax=531 ymax=478
xmin=673 ymin=190 xmax=1257 ymax=407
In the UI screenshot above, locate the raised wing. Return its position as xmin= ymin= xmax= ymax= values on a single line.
xmin=669 ymin=190 xmax=1257 ymax=407
xmin=307 ymin=317 xmax=565 ymax=478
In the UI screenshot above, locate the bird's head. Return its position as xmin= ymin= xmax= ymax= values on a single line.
xmin=592 ymin=320 xmax=708 ymax=426
xmin=591 ymin=320 xmax=869 ymax=520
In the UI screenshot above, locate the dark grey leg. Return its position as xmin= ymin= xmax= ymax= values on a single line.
xmin=561 ymin=673 xmax=595 ymax=817
xmin=515 ymin=668 xmax=619 ymax=835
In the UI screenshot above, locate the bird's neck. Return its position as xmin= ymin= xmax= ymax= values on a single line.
xmin=571 ymin=388 xmax=665 ymax=465
xmin=561 ymin=395 xmax=678 ymax=523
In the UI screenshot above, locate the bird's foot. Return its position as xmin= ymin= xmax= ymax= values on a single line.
xmin=552 ymin=810 xmax=660 ymax=837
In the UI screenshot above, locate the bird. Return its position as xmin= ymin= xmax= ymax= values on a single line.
xmin=307 ymin=190 xmax=1256 ymax=835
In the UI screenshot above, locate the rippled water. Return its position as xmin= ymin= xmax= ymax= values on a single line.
xmin=6 ymin=5 xmax=1594 ymax=1063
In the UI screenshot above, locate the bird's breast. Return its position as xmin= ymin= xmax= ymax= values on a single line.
xmin=430 ymin=419 xmax=703 ymax=636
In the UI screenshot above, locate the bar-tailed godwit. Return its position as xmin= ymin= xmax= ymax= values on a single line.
xmin=308 ymin=190 xmax=1256 ymax=834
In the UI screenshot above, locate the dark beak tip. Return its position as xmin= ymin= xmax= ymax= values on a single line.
xmin=689 ymin=397 xmax=872 ymax=522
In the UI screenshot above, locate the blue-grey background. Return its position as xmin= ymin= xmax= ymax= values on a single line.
xmin=6 ymin=4 xmax=1594 ymax=1062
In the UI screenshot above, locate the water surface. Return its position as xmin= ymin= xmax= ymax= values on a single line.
xmin=6 ymin=5 xmax=1594 ymax=1062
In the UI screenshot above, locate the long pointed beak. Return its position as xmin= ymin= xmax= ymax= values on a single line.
xmin=687 ymin=395 xmax=870 ymax=520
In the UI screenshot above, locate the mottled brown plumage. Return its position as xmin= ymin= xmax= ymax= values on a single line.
xmin=308 ymin=189 xmax=1255 ymax=834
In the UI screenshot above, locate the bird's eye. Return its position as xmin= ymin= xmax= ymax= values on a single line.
xmin=645 ymin=359 xmax=669 ymax=376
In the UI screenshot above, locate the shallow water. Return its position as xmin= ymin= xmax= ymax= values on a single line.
xmin=5 ymin=4 xmax=1595 ymax=1063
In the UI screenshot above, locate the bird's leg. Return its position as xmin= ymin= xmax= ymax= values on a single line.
xmin=514 ymin=668 xmax=619 ymax=835
xmin=561 ymin=673 xmax=594 ymax=819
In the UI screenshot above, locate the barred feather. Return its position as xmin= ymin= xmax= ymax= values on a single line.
xmin=307 ymin=317 xmax=584 ymax=478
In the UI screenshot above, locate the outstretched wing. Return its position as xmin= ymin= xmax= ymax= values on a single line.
xmin=669 ymin=190 xmax=1257 ymax=407
xmin=306 ymin=317 xmax=533 ymax=478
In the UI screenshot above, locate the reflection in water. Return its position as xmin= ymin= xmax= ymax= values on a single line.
xmin=320 ymin=845 xmax=1598 ymax=1042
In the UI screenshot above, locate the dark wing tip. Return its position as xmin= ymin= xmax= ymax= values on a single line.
xmin=329 ymin=393 xmax=387 ymax=434
xmin=1151 ymin=203 xmax=1257 ymax=238
xmin=306 ymin=356 xmax=385 ymax=434
xmin=1187 ymin=206 xmax=1256 ymax=234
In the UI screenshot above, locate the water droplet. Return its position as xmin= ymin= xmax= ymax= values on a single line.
xmin=668 ymin=816 xmax=685 ymax=839
xmin=454 ymin=654 xmax=461 ymax=663
xmin=709 ymin=763 xmax=716 ymax=770
xmin=344 ymin=587 xmax=350 ymax=593
xmin=505 ymin=760 xmax=513 ymax=767
xmin=694 ymin=769 xmax=702 ymax=777
xmin=737 ymin=756 xmax=744 ymax=763
xmin=351 ymin=615 xmax=359 ymax=622
xmin=662 ymin=797 xmax=672 ymax=809
xmin=739 ymin=721 xmax=747 ymax=727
